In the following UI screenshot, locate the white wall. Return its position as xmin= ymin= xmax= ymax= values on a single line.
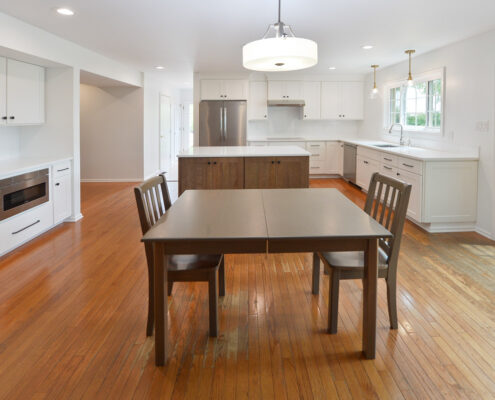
xmin=0 ymin=127 xmax=20 ymax=160
xmin=360 ymin=29 xmax=495 ymax=239
xmin=80 ymin=83 xmax=144 ymax=181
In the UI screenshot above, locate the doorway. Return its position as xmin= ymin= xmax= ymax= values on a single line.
xmin=159 ymin=94 xmax=172 ymax=171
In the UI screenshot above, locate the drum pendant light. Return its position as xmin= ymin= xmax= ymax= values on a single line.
xmin=242 ymin=0 xmax=318 ymax=72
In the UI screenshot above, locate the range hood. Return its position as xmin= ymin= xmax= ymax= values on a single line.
xmin=267 ymin=99 xmax=305 ymax=107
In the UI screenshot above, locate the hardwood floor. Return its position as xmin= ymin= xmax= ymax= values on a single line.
xmin=0 ymin=179 xmax=494 ymax=399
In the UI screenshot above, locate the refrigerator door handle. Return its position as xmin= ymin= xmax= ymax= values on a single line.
xmin=223 ymin=106 xmax=227 ymax=142
xmin=219 ymin=107 xmax=223 ymax=142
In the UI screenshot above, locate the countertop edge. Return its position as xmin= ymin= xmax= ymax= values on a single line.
xmin=0 ymin=156 xmax=73 ymax=179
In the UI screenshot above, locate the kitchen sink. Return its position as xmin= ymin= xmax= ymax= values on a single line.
xmin=372 ymin=144 xmax=400 ymax=148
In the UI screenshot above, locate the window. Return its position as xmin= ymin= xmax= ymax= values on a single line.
xmin=387 ymin=73 xmax=443 ymax=133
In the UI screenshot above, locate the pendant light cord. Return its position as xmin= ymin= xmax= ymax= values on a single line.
xmin=278 ymin=0 xmax=281 ymax=23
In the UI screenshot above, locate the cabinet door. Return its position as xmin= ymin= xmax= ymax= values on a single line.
xmin=275 ymin=156 xmax=309 ymax=188
xmin=341 ymin=82 xmax=363 ymax=120
xmin=285 ymin=81 xmax=302 ymax=99
xmin=7 ymin=59 xmax=45 ymax=124
xmin=200 ymin=80 xmax=222 ymax=100
xmin=337 ymin=142 xmax=344 ymax=176
xmin=210 ymin=157 xmax=244 ymax=189
xmin=397 ymin=169 xmax=422 ymax=221
xmin=178 ymin=157 xmax=212 ymax=194
xmin=245 ymin=157 xmax=276 ymax=188
xmin=321 ymin=82 xmax=341 ymax=119
xmin=302 ymin=81 xmax=321 ymax=119
xmin=223 ymin=80 xmax=248 ymax=100
xmin=0 ymin=57 xmax=6 ymax=125
xmin=267 ymin=81 xmax=285 ymax=100
xmin=325 ymin=142 xmax=341 ymax=174
xmin=53 ymin=174 xmax=71 ymax=224
xmin=248 ymin=81 xmax=268 ymax=120
xmin=356 ymin=156 xmax=379 ymax=190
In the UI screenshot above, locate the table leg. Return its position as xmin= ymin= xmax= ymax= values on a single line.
xmin=363 ymin=238 xmax=378 ymax=359
xmin=312 ymin=252 xmax=320 ymax=295
xmin=153 ymin=242 xmax=168 ymax=365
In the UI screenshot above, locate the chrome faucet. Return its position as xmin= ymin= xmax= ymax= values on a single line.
xmin=389 ymin=123 xmax=406 ymax=146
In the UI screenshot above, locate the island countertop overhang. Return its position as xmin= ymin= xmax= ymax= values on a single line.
xmin=177 ymin=146 xmax=311 ymax=158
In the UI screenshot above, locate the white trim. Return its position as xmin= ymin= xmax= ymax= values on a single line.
xmin=80 ymin=178 xmax=142 ymax=182
xmin=475 ymin=226 xmax=494 ymax=240
xmin=66 ymin=213 xmax=83 ymax=222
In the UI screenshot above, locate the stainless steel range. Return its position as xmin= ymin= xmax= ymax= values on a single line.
xmin=0 ymin=169 xmax=49 ymax=221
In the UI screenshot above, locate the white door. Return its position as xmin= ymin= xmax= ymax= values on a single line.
xmin=200 ymin=80 xmax=222 ymax=100
xmin=0 ymin=57 xmax=6 ymax=125
xmin=285 ymin=81 xmax=302 ymax=99
xmin=6 ymin=59 xmax=45 ymax=124
xmin=173 ymin=104 xmax=182 ymax=156
xmin=223 ymin=80 xmax=247 ymax=100
xmin=341 ymin=82 xmax=364 ymax=120
xmin=53 ymin=174 xmax=71 ymax=224
xmin=302 ymin=81 xmax=321 ymax=119
xmin=267 ymin=81 xmax=285 ymax=100
xmin=159 ymin=94 xmax=172 ymax=171
xmin=248 ymin=81 xmax=268 ymax=120
xmin=321 ymin=82 xmax=341 ymax=119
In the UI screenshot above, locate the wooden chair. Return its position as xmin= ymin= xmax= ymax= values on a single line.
xmin=313 ymin=172 xmax=411 ymax=333
xmin=134 ymin=173 xmax=225 ymax=337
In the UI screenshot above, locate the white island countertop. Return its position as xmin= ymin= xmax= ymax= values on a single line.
xmin=178 ymin=146 xmax=310 ymax=158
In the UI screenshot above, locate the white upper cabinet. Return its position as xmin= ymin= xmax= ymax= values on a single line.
xmin=0 ymin=57 xmax=6 ymax=124
xmin=301 ymin=81 xmax=321 ymax=119
xmin=248 ymin=81 xmax=268 ymax=120
xmin=200 ymin=79 xmax=248 ymax=100
xmin=321 ymin=81 xmax=363 ymax=120
xmin=268 ymin=80 xmax=302 ymax=100
xmin=5 ymin=59 xmax=45 ymax=125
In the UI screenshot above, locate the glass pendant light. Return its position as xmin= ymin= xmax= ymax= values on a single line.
xmin=371 ymin=65 xmax=379 ymax=97
xmin=405 ymin=49 xmax=415 ymax=86
xmin=242 ymin=0 xmax=318 ymax=72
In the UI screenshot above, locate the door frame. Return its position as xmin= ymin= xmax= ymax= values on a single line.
xmin=159 ymin=93 xmax=172 ymax=171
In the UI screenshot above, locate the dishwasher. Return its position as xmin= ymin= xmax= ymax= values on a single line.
xmin=343 ymin=143 xmax=357 ymax=184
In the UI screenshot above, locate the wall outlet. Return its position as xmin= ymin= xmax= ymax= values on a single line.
xmin=475 ymin=120 xmax=490 ymax=133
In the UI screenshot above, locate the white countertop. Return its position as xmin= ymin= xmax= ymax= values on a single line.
xmin=178 ymin=146 xmax=310 ymax=158
xmin=0 ymin=156 xmax=73 ymax=178
xmin=342 ymin=140 xmax=479 ymax=161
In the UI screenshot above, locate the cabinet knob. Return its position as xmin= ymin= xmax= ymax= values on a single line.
xmin=304 ymin=114 xmax=307 ymax=118
xmin=55 ymin=183 xmax=60 ymax=186
xmin=271 ymin=160 xmax=275 ymax=164
xmin=213 ymin=161 xmax=217 ymax=165
xmin=397 ymin=172 xmax=400 ymax=176
xmin=342 ymin=115 xmax=345 ymax=118
xmin=264 ymin=115 xmax=267 ymax=118
xmin=277 ymin=160 xmax=281 ymax=164
xmin=1 ymin=116 xmax=6 ymax=120
xmin=9 ymin=116 xmax=15 ymax=120
xmin=207 ymin=161 xmax=211 ymax=165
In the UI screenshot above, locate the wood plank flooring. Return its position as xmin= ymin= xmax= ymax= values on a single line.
xmin=0 ymin=179 xmax=494 ymax=399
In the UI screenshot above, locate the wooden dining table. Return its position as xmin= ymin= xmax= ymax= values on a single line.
xmin=142 ymin=188 xmax=392 ymax=366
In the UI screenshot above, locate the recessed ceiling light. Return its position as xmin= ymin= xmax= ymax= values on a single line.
xmin=328 ymin=66 xmax=336 ymax=70
xmin=361 ymin=45 xmax=374 ymax=50
xmin=56 ymin=8 xmax=74 ymax=16
xmin=155 ymin=66 xmax=165 ymax=70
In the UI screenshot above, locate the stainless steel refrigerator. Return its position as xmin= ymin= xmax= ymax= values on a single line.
xmin=199 ymin=100 xmax=247 ymax=146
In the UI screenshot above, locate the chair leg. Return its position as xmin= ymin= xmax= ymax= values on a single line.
xmin=167 ymin=281 xmax=174 ymax=296
xmin=146 ymin=265 xmax=154 ymax=337
xmin=312 ymin=252 xmax=320 ymax=295
xmin=219 ymin=256 xmax=226 ymax=297
xmin=328 ymin=269 xmax=340 ymax=334
xmin=208 ymin=271 xmax=219 ymax=337
xmin=386 ymin=277 xmax=398 ymax=329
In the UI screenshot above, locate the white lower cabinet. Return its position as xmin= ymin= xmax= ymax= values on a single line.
xmin=396 ymin=168 xmax=423 ymax=220
xmin=53 ymin=161 xmax=72 ymax=224
xmin=326 ymin=142 xmax=341 ymax=174
xmin=356 ymin=155 xmax=379 ymax=190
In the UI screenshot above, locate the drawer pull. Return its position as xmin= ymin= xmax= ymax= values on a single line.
xmin=384 ymin=157 xmax=393 ymax=162
xmin=57 ymin=167 xmax=70 ymax=172
xmin=55 ymin=183 xmax=60 ymax=186
xmin=12 ymin=220 xmax=40 ymax=235
xmin=310 ymin=145 xmax=320 ymax=147
xmin=402 ymin=163 xmax=414 ymax=168
xmin=383 ymin=166 xmax=392 ymax=170
xmin=311 ymin=154 xmax=320 ymax=157
xmin=310 ymin=167 xmax=320 ymax=169
xmin=363 ymin=160 xmax=369 ymax=164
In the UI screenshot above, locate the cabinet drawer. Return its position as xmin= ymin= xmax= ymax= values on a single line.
xmin=53 ymin=161 xmax=71 ymax=177
xmin=306 ymin=142 xmax=326 ymax=160
xmin=309 ymin=159 xmax=326 ymax=173
xmin=0 ymin=202 xmax=53 ymax=255
xmin=357 ymin=146 xmax=380 ymax=161
xmin=380 ymin=163 xmax=398 ymax=178
xmin=381 ymin=152 xmax=398 ymax=166
xmin=398 ymin=157 xmax=423 ymax=175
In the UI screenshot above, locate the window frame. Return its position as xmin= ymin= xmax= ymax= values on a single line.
xmin=383 ymin=67 xmax=445 ymax=137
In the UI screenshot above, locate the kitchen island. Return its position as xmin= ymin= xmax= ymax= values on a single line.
xmin=178 ymin=146 xmax=310 ymax=195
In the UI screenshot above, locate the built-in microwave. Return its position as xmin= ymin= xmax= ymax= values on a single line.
xmin=0 ymin=169 xmax=49 ymax=221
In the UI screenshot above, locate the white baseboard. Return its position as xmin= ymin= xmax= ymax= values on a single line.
xmin=66 ymin=213 xmax=83 ymax=222
xmin=81 ymin=178 xmax=141 ymax=183
xmin=474 ymin=226 xmax=494 ymax=240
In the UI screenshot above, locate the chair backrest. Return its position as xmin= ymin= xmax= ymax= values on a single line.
xmin=364 ymin=172 xmax=411 ymax=274
xmin=134 ymin=173 xmax=172 ymax=235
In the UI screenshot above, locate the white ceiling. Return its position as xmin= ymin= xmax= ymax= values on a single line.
xmin=1 ymin=0 xmax=495 ymax=84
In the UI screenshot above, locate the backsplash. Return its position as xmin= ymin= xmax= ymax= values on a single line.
xmin=248 ymin=106 xmax=362 ymax=140
xmin=0 ymin=127 xmax=20 ymax=160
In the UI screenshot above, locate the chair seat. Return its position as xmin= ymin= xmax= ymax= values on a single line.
xmin=320 ymin=247 xmax=389 ymax=271
xmin=168 ymin=254 xmax=222 ymax=272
